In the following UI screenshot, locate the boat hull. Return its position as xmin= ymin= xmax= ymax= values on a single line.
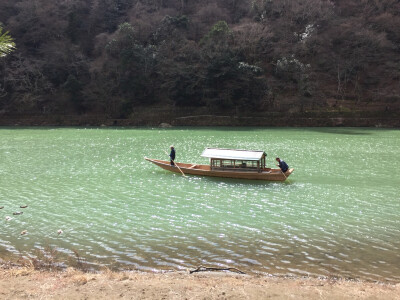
xmin=145 ymin=158 xmax=293 ymax=181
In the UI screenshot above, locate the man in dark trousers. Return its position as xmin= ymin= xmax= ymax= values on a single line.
xmin=169 ymin=146 xmax=176 ymax=166
xmin=276 ymin=157 xmax=289 ymax=172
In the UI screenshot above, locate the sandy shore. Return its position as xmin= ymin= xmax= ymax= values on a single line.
xmin=1 ymin=266 xmax=399 ymax=300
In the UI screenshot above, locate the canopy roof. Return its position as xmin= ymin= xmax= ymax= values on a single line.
xmin=201 ymin=148 xmax=266 ymax=161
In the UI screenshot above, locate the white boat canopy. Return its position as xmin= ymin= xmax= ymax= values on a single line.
xmin=201 ymin=148 xmax=266 ymax=161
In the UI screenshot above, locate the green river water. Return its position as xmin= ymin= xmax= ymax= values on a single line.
xmin=0 ymin=127 xmax=399 ymax=282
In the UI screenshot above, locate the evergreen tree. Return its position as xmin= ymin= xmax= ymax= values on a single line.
xmin=0 ymin=26 xmax=15 ymax=57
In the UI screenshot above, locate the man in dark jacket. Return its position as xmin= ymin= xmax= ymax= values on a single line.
xmin=276 ymin=157 xmax=289 ymax=172
xmin=169 ymin=146 xmax=176 ymax=166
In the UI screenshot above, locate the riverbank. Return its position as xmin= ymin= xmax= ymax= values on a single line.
xmin=1 ymin=102 xmax=399 ymax=127
xmin=1 ymin=266 xmax=399 ymax=300
xmin=1 ymin=114 xmax=399 ymax=128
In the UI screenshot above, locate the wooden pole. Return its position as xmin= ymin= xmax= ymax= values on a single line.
xmin=165 ymin=150 xmax=186 ymax=177
xmin=276 ymin=161 xmax=289 ymax=182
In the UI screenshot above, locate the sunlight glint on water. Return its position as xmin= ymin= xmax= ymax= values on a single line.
xmin=0 ymin=127 xmax=399 ymax=282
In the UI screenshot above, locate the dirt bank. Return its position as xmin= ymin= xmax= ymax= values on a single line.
xmin=1 ymin=266 xmax=399 ymax=299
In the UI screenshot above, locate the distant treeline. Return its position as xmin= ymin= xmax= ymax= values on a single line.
xmin=0 ymin=0 xmax=399 ymax=119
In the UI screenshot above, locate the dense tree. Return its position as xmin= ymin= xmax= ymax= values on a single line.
xmin=0 ymin=0 xmax=398 ymax=118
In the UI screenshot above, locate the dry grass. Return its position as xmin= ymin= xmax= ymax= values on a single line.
xmin=9 ymin=267 xmax=36 ymax=277
xmin=1 ymin=266 xmax=399 ymax=300
xmin=3 ymin=246 xmax=92 ymax=276
xmin=64 ymin=267 xmax=92 ymax=285
xmin=101 ymin=267 xmax=134 ymax=281
xmin=30 ymin=245 xmax=60 ymax=270
xmin=69 ymin=248 xmax=90 ymax=272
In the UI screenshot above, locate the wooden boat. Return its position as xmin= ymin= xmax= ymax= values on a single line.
xmin=145 ymin=148 xmax=294 ymax=181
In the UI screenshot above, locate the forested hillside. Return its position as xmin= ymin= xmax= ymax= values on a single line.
xmin=0 ymin=0 xmax=399 ymax=125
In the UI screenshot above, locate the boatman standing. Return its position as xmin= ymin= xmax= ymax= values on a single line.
xmin=276 ymin=157 xmax=289 ymax=172
xmin=169 ymin=146 xmax=176 ymax=166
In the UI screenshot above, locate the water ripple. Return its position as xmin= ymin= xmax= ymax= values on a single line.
xmin=0 ymin=128 xmax=399 ymax=282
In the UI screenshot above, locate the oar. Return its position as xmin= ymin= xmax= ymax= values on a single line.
xmin=281 ymin=169 xmax=288 ymax=181
xmin=276 ymin=164 xmax=289 ymax=182
xmin=164 ymin=151 xmax=186 ymax=177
